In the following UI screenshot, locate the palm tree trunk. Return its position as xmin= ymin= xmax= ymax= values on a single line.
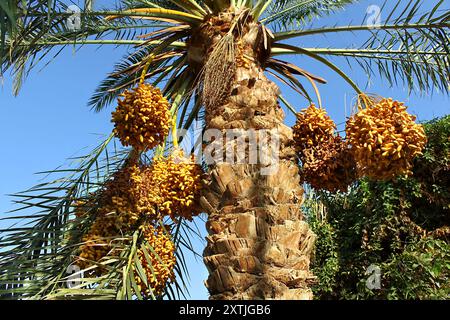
xmin=199 ymin=21 xmax=316 ymax=299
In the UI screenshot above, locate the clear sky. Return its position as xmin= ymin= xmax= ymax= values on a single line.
xmin=0 ymin=0 xmax=449 ymax=300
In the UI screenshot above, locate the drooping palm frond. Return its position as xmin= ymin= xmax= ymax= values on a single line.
xmin=271 ymin=0 xmax=450 ymax=95
xmin=262 ymin=0 xmax=358 ymax=30
xmin=1 ymin=0 xmax=205 ymax=95
xmin=124 ymin=0 xmax=209 ymax=16
xmin=88 ymin=36 xmax=187 ymax=112
xmin=1 ymin=6 xmax=152 ymax=94
xmin=0 ymin=135 xmax=200 ymax=300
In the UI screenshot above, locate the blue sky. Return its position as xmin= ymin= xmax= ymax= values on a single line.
xmin=0 ymin=1 xmax=449 ymax=300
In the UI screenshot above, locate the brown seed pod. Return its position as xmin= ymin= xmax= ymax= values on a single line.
xmin=301 ymin=136 xmax=357 ymax=192
xmin=112 ymin=83 xmax=171 ymax=151
xmin=73 ymin=197 xmax=96 ymax=218
xmin=293 ymin=104 xmax=336 ymax=155
xmin=134 ymin=224 xmax=176 ymax=297
xmin=346 ymin=98 xmax=427 ymax=180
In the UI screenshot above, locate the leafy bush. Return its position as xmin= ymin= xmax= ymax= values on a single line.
xmin=305 ymin=115 xmax=450 ymax=300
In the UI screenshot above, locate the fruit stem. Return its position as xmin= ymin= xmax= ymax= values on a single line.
xmin=358 ymin=93 xmax=372 ymax=111
xmin=172 ymin=115 xmax=179 ymax=148
xmin=139 ymin=54 xmax=154 ymax=84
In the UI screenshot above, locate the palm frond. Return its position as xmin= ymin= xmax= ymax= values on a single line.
xmin=88 ymin=32 xmax=188 ymax=112
xmin=123 ymin=0 xmax=209 ymax=14
xmin=272 ymin=0 xmax=450 ymax=95
xmin=262 ymin=0 xmax=357 ymax=29
xmin=1 ymin=0 xmax=193 ymax=95
xmin=272 ymin=43 xmax=364 ymax=94
xmin=0 ymin=134 xmax=118 ymax=299
xmin=0 ymin=135 xmax=201 ymax=300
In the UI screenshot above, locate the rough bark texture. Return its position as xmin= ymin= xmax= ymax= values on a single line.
xmin=196 ymin=10 xmax=316 ymax=300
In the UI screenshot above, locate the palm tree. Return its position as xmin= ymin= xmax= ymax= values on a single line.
xmin=1 ymin=0 xmax=449 ymax=300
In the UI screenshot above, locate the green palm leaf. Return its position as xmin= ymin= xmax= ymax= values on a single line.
xmin=263 ymin=0 xmax=358 ymax=29
xmin=272 ymin=0 xmax=450 ymax=94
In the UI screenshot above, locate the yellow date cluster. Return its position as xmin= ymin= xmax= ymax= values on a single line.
xmin=134 ymin=224 xmax=176 ymax=297
xmin=74 ymin=150 xmax=202 ymax=293
xmin=293 ymin=104 xmax=336 ymax=154
xmin=74 ymin=163 xmax=149 ymax=274
xmin=100 ymin=162 xmax=148 ymax=223
xmin=293 ymin=105 xmax=356 ymax=192
xmin=73 ymin=81 xmax=205 ymax=296
xmin=149 ymin=150 xmax=203 ymax=221
xmin=77 ymin=213 xmax=123 ymax=273
xmin=346 ymin=98 xmax=427 ymax=180
xmin=112 ymin=83 xmax=171 ymax=151
xmin=293 ymin=98 xmax=427 ymax=191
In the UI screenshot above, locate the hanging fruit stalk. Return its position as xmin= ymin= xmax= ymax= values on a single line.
xmin=76 ymin=83 xmax=203 ymax=290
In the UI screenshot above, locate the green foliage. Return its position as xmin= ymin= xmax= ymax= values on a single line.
xmin=306 ymin=205 xmax=340 ymax=296
xmin=305 ymin=115 xmax=450 ymax=299
xmin=384 ymin=238 xmax=450 ymax=299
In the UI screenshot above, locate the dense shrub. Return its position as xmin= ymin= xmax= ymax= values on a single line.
xmin=305 ymin=115 xmax=450 ymax=299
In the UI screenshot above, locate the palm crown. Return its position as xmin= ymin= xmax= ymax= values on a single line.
xmin=2 ymin=1 xmax=449 ymax=104
xmin=0 ymin=0 xmax=449 ymax=300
